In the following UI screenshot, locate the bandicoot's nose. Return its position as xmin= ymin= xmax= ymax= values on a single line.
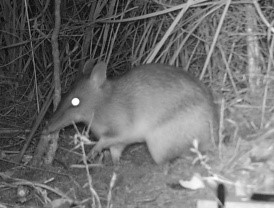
xmin=42 ymin=127 xmax=60 ymax=135
xmin=42 ymin=121 xmax=57 ymax=135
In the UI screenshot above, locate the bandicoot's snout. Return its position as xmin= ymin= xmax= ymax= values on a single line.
xmin=43 ymin=103 xmax=74 ymax=134
xmin=43 ymin=113 xmax=69 ymax=135
xmin=44 ymin=60 xmax=219 ymax=164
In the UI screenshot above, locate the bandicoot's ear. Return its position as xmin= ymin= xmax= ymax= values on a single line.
xmin=89 ymin=62 xmax=108 ymax=87
xmin=82 ymin=59 xmax=96 ymax=75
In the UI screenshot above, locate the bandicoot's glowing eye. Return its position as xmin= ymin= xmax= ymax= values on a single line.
xmin=71 ymin=98 xmax=80 ymax=106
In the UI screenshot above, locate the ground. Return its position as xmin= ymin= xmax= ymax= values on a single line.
xmin=0 ymin=132 xmax=225 ymax=208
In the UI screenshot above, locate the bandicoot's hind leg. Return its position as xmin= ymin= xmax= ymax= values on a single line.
xmin=146 ymin=109 xmax=213 ymax=164
xmin=146 ymin=123 xmax=190 ymax=164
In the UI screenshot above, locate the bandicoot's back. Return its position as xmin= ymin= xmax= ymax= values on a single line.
xmin=44 ymin=60 xmax=219 ymax=164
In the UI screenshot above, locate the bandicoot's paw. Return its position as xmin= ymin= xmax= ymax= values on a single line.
xmin=87 ymin=142 xmax=103 ymax=159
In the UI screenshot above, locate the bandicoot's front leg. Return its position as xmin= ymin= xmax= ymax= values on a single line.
xmin=88 ymin=139 xmax=106 ymax=159
xmin=89 ymin=137 xmax=126 ymax=163
xmin=109 ymin=145 xmax=126 ymax=164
